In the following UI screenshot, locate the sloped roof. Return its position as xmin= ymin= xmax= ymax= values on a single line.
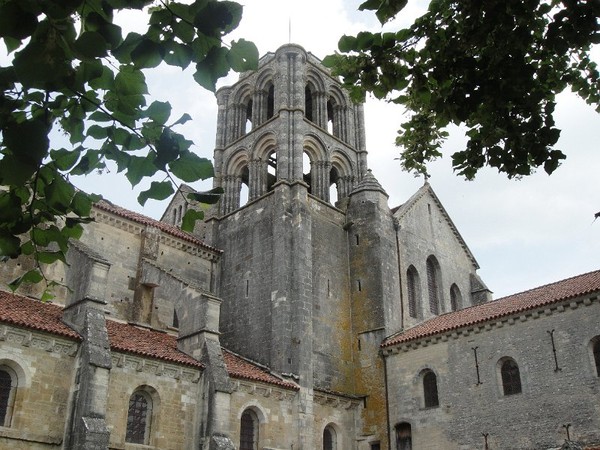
xmin=222 ymin=349 xmax=299 ymax=390
xmin=0 ymin=291 xmax=81 ymax=340
xmin=0 ymin=290 xmax=298 ymax=389
xmin=392 ymin=182 xmax=479 ymax=269
xmin=106 ymin=320 xmax=203 ymax=368
xmin=383 ymin=270 xmax=600 ymax=348
xmin=94 ymin=200 xmax=221 ymax=254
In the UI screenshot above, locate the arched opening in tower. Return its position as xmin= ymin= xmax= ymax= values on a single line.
xmin=266 ymin=151 xmax=277 ymax=192
xmin=266 ymin=84 xmax=274 ymax=120
xmin=329 ymin=166 xmax=339 ymax=206
xmin=240 ymin=165 xmax=249 ymax=207
xmin=305 ymin=85 xmax=314 ymax=122
xmin=303 ymin=151 xmax=312 ymax=195
xmin=244 ymin=100 xmax=253 ymax=134
xmin=327 ymin=99 xmax=334 ymax=135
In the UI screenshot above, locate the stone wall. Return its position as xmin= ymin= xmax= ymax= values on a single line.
xmin=385 ymin=296 xmax=600 ymax=449
xmin=0 ymin=324 xmax=78 ymax=449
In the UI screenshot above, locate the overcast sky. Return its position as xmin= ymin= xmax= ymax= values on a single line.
xmin=68 ymin=1 xmax=599 ymax=298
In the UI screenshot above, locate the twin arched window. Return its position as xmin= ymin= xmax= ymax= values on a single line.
xmin=126 ymin=389 xmax=153 ymax=444
xmin=240 ymin=409 xmax=259 ymax=450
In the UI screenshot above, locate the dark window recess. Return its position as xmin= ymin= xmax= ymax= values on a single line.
xmin=323 ymin=426 xmax=335 ymax=450
xmin=501 ymin=359 xmax=522 ymax=395
xmin=407 ymin=266 xmax=419 ymax=318
xmin=426 ymin=257 xmax=440 ymax=315
xmin=450 ymin=284 xmax=461 ymax=311
xmin=240 ymin=410 xmax=257 ymax=450
xmin=423 ymin=371 xmax=439 ymax=407
xmin=172 ymin=309 xmax=179 ymax=328
xmin=126 ymin=392 xmax=150 ymax=444
xmin=0 ymin=369 xmax=14 ymax=426
xmin=593 ymin=339 xmax=600 ymax=376
xmin=371 ymin=443 xmax=381 ymax=450
xmin=395 ymin=422 xmax=412 ymax=450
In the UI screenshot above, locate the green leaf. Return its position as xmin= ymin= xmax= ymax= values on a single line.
xmin=71 ymin=191 xmax=93 ymax=216
xmin=227 ymin=39 xmax=259 ymax=72
xmin=45 ymin=175 xmax=75 ymax=210
xmin=50 ymin=148 xmax=80 ymax=171
xmin=155 ymin=129 xmax=181 ymax=169
xmin=164 ymin=41 xmax=194 ymax=69
xmin=181 ymin=208 xmax=204 ymax=232
xmin=0 ymin=2 xmax=38 ymax=40
xmin=137 ymin=181 xmax=174 ymax=206
xmin=73 ymin=31 xmax=109 ymax=58
xmin=131 ymin=39 xmax=164 ymax=68
xmin=126 ymin=154 xmax=157 ymax=186
xmin=171 ymin=113 xmax=192 ymax=126
xmin=115 ymin=65 xmax=148 ymax=96
xmin=87 ymin=124 xmax=109 ymax=139
xmin=173 ymin=19 xmax=195 ymax=43
xmin=187 ymin=187 xmax=223 ymax=204
xmin=169 ymin=151 xmax=214 ymax=182
xmin=145 ymin=101 xmax=172 ymax=125
xmin=194 ymin=46 xmax=229 ymax=91
xmin=4 ymin=119 xmax=49 ymax=167
xmin=8 ymin=270 xmax=43 ymax=291
xmin=37 ymin=251 xmax=67 ymax=265
xmin=0 ymin=231 xmax=21 ymax=258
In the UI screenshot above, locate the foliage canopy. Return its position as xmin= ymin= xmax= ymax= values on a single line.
xmin=324 ymin=0 xmax=600 ymax=180
xmin=0 ymin=0 xmax=258 ymax=293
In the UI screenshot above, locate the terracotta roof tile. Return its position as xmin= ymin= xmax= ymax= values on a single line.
xmin=223 ymin=349 xmax=299 ymax=390
xmin=383 ymin=270 xmax=600 ymax=348
xmin=105 ymin=320 xmax=203 ymax=369
xmin=0 ymin=291 xmax=81 ymax=340
xmin=94 ymin=200 xmax=221 ymax=254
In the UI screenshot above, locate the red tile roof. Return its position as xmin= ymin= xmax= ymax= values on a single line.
xmin=0 ymin=291 xmax=80 ymax=340
xmin=0 ymin=291 xmax=298 ymax=389
xmin=94 ymin=200 xmax=221 ymax=254
xmin=223 ymin=349 xmax=299 ymax=390
xmin=105 ymin=320 xmax=203 ymax=369
xmin=383 ymin=270 xmax=600 ymax=348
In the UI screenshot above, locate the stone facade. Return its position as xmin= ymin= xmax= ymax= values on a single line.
xmin=1 ymin=43 xmax=599 ymax=450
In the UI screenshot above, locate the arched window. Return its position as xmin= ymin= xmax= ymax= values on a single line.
xmin=426 ymin=256 xmax=441 ymax=315
xmin=323 ymin=425 xmax=337 ymax=450
xmin=126 ymin=390 xmax=152 ymax=444
xmin=245 ymin=100 xmax=253 ymax=133
xmin=500 ymin=358 xmax=522 ymax=396
xmin=450 ymin=284 xmax=462 ymax=312
xmin=266 ymin=84 xmax=274 ymax=120
xmin=591 ymin=337 xmax=600 ymax=376
xmin=395 ymin=422 xmax=412 ymax=450
xmin=423 ymin=370 xmax=439 ymax=408
xmin=240 ymin=409 xmax=259 ymax=450
xmin=407 ymin=266 xmax=420 ymax=319
xmin=0 ymin=367 xmax=17 ymax=427
xmin=305 ymin=86 xmax=315 ymax=122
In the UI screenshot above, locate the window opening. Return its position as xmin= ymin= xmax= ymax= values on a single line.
xmin=395 ymin=422 xmax=412 ymax=450
xmin=266 ymin=84 xmax=274 ymax=119
xmin=245 ymin=100 xmax=253 ymax=134
xmin=450 ymin=284 xmax=461 ymax=311
xmin=172 ymin=309 xmax=179 ymax=328
xmin=323 ymin=425 xmax=336 ymax=450
xmin=329 ymin=167 xmax=339 ymax=206
xmin=303 ymin=151 xmax=312 ymax=194
xmin=305 ymin=86 xmax=314 ymax=122
xmin=0 ymin=368 xmax=16 ymax=427
xmin=423 ymin=370 xmax=439 ymax=408
xmin=240 ymin=409 xmax=258 ymax=450
xmin=126 ymin=391 xmax=152 ymax=444
xmin=407 ymin=266 xmax=419 ymax=319
xmin=327 ymin=100 xmax=334 ymax=134
xmin=267 ymin=151 xmax=277 ymax=191
xmin=426 ymin=256 xmax=440 ymax=315
xmin=501 ymin=359 xmax=522 ymax=395
xmin=593 ymin=338 xmax=600 ymax=376
xmin=357 ymin=280 xmax=362 ymax=292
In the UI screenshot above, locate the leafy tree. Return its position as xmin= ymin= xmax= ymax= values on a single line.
xmin=324 ymin=0 xmax=600 ymax=180
xmin=0 ymin=0 xmax=258 ymax=292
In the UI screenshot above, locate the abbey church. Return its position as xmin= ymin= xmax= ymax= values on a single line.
xmin=1 ymin=44 xmax=600 ymax=450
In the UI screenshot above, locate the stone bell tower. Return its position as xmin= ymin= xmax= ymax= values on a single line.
xmin=203 ymin=44 xmax=396 ymax=448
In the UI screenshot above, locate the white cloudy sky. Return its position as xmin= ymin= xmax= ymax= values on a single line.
xmin=60 ymin=1 xmax=600 ymax=298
